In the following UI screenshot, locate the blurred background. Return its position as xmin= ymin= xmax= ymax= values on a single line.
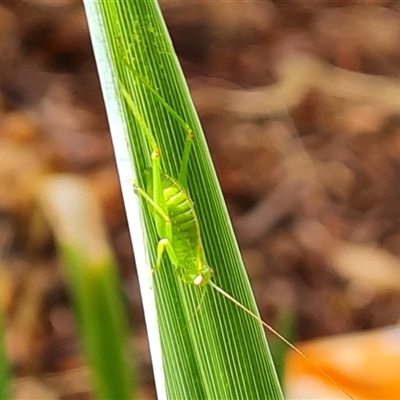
xmin=2 ymin=0 xmax=400 ymax=398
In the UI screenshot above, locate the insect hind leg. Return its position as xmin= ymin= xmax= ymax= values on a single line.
xmin=118 ymin=41 xmax=195 ymax=189
xmin=153 ymin=238 xmax=168 ymax=272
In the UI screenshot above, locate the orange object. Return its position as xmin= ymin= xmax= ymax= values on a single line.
xmin=284 ymin=325 xmax=400 ymax=399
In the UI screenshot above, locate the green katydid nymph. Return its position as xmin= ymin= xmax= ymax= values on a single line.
xmin=120 ymin=61 xmax=354 ymax=400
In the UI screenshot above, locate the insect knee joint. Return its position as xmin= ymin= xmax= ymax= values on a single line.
xmin=151 ymin=149 xmax=160 ymax=160
xmin=150 ymin=266 xmax=159 ymax=275
xmin=160 ymin=238 xmax=169 ymax=246
xmin=186 ymin=128 xmax=193 ymax=139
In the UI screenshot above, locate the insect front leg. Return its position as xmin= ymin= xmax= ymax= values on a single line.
xmin=132 ymin=179 xmax=172 ymax=247
xmin=154 ymin=238 xmax=178 ymax=272
xmin=132 ymin=182 xmax=176 ymax=271
xmin=131 ymin=181 xmax=170 ymax=225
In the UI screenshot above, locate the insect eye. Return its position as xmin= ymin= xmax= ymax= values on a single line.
xmin=193 ymin=275 xmax=203 ymax=286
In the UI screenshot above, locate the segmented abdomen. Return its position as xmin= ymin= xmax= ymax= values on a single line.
xmin=161 ymin=173 xmax=201 ymax=268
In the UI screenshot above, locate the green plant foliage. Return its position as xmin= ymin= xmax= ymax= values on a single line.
xmin=38 ymin=176 xmax=135 ymax=400
xmin=0 ymin=309 xmax=10 ymax=400
xmin=84 ymin=1 xmax=283 ymax=399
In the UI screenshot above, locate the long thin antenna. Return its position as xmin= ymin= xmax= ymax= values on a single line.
xmin=208 ymin=281 xmax=354 ymax=400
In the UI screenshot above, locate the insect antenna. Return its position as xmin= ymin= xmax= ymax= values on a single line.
xmin=208 ymin=281 xmax=354 ymax=400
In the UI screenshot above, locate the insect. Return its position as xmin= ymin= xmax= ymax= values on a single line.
xmin=120 ymin=62 xmax=354 ymax=400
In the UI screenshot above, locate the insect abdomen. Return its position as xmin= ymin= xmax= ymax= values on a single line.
xmin=161 ymin=174 xmax=201 ymax=267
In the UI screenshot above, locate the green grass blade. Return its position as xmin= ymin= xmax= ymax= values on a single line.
xmin=84 ymin=1 xmax=283 ymax=399
xmin=37 ymin=175 xmax=135 ymax=400
xmin=0 ymin=307 xmax=10 ymax=400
